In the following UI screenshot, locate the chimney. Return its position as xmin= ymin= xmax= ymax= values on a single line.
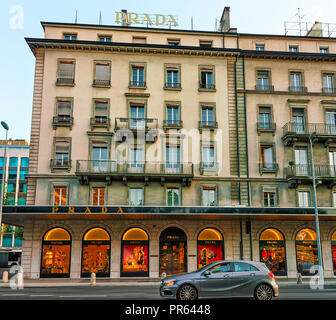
xmin=219 ymin=7 xmax=230 ymax=32
xmin=306 ymin=21 xmax=323 ymax=37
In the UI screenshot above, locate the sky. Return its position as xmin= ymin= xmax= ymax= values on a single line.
xmin=0 ymin=0 xmax=335 ymax=142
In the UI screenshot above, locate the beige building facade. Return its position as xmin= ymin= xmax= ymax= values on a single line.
xmin=4 ymin=8 xmax=336 ymax=279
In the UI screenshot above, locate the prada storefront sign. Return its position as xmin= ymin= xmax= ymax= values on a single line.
xmin=115 ymin=12 xmax=178 ymax=27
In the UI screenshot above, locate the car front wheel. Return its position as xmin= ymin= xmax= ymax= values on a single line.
xmin=254 ymin=284 xmax=273 ymax=300
xmin=177 ymin=284 xmax=198 ymax=300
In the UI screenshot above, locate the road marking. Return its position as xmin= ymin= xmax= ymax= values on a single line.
xmin=59 ymin=295 xmax=108 ymax=298
xmin=1 ymin=294 xmax=25 ymax=296
xmin=30 ymin=294 xmax=54 ymax=297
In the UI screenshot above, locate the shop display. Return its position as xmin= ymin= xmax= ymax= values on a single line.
xmin=296 ymin=242 xmax=318 ymax=275
xmin=41 ymin=243 xmax=70 ymax=276
xmin=81 ymin=243 xmax=110 ymax=276
xmin=332 ymin=245 xmax=336 ymax=275
xmin=197 ymin=243 xmax=223 ymax=268
xmin=160 ymin=241 xmax=187 ymax=275
xmin=259 ymin=241 xmax=286 ymax=275
xmin=122 ymin=244 xmax=148 ymax=273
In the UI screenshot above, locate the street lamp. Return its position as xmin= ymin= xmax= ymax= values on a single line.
xmin=0 ymin=121 xmax=9 ymax=235
xmin=309 ymin=131 xmax=324 ymax=286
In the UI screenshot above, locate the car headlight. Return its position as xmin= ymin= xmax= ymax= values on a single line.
xmin=164 ymin=280 xmax=176 ymax=287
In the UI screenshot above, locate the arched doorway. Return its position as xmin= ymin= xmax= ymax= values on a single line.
xmin=259 ymin=228 xmax=287 ymax=276
xmin=159 ymin=227 xmax=187 ymax=276
xmin=121 ymin=228 xmax=149 ymax=277
xmin=40 ymin=227 xmax=71 ymax=278
xmin=296 ymin=228 xmax=318 ymax=275
xmin=331 ymin=231 xmax=336 ymax=275
xmin=81 ymin=227 xmax=111 ymax=278
xmin=197 ymin=228 xmax=224 ymax=269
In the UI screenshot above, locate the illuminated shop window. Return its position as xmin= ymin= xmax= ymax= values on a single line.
xmin=81 ymin=228 xmax=110 ymax=278
xmin=295 ymin=228 xmax=318 ymax=276
xmin=332 ymin=231 xmax=336 ymax=275
xmin=259 ymin=228 xmax=287 ymax=276
xmin=41 ymin=228 xmax=71 ymax=278
xmin=197 ymin=228 xmax=224 ymax=269
xmin=121 ymin=228 xmax=149 ymax=277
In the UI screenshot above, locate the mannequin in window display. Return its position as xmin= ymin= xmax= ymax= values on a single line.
xmin=137 ymin=247 xmax=144 ymax=266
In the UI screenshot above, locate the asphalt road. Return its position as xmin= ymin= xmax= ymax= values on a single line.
xmin=0 ymin=285 xmax=336 ymax=300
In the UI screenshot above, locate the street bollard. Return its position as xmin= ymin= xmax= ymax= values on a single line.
xmin=297 ymin=273 xmax=303 ymax=285
xmin=17 ymin=272 xmax=24 ymax=289
xmin=2 ymin=271 xmax=8 ymax=283
xmin=90 ymin=272 xmax=96 ymax=286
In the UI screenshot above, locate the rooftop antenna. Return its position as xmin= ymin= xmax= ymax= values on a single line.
xmin=295 ymin=8 xmax=305 ymax=36
xmin=75 ymin=10 xmax=78 ymax=24
xmin=191 ymin=16 xmax=194 ymax=30
xmin=99 ymin=11 xmax=102 ymax=25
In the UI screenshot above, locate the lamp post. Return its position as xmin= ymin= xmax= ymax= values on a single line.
xmin=0 ymin=121 xmax=9 ymax=236
xmin=309 ymin=131 xmax=324 ymax=286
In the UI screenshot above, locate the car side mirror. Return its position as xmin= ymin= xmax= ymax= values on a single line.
xmin=203 ymin=270 xmax=211 ymax=276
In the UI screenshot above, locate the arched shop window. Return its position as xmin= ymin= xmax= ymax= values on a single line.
xmin=259 ymin=228 xmax=287 ymax=276
xmin=197 ymin=228 xmax=224 ymax=269
xmin=295 ymin=228 xmax=318 ymax=276
xmin=159 ymin=227 xmax=187 ymax=276
xmin=331 ymin=231 xmax=336 ymax=275
xmin=121 ymin=228 xmax=149 ymax=277
xmin=40 ymin=228 xmax=71 ymax=278
xmin=81 ymin=228 xmax=110 ymax=278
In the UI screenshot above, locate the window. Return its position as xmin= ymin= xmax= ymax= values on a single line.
xmin=7 ymin=183 xmax=16 ymax=193
xmin=292 ymin=108 xmax=306 ymax=133
xmin=320 ymin=46 xmax=329 ymax=54
xmin=99 ymin=36 xmax=112 ymax=42
xmin=165 ymin=65 xmax=180 ymax=88
xmin=20 ymin=157 xmax=29 ymax=168
xmin=132 ymin=37 xmax=146 ymax=44
xmin=290 ymin=72 xmax=304 ymax=92
xmin=130 ymin=64 xmax=145 ymax=87
xmin=57 ymin=60 xmax=75 ymax=84
xmin=257 ymin=70 xmax=270 ymax=90
xmin=207 ymin=262 xmax=232 ymax=274
xmin=329 ymin=149 xmax=336 ymax=176
xmin=264 ymin=191 xmax=276 ymax=207
xmin=64 ymin=34 xmax=77 ymax=40
xmin=92 ymin=187 xmax=105 ymax=205
xmin=234 ymin=262 xmax=258 ymax=272
xmin=298 ymin=191 xmax=310 ymax=207
xmin=8 ymin=170 xmax=17 ymax=180
xmin=55 ymin=140 xmax=70 ymax=167
xmin=130 ymin=104 xmax=145 ymax=129
xmin=17 ymin=197 xmax=26 ymax=205
xmin=333 ymin=192 xmax=336 ymax=207
xmin=327 ymin=112 xmax=336 ymax=135
xmin=19 ymin=183 xmax=27 ymax=193
xmin=9 ymin=157 xmax=18 ymax=167
xmin=19 ymin=169 xmax=28 ymax=180
xmin=256 ymin=43 xmax=265 ymax=51
xmin=166 ymin=104 xmax=180 ymax=127
xmin=199 ymin=40 xmax=213 ymax=48
xmin=201 ymin=105 xmax=216 ymax=127
xmin=323 ymin=74 xmax=335 ymax=93
xmin=202 ymin=186 xmax=216 ymax=206
xmin=202 ymin=143 xmax=216 ymax=169
xmin=93 ymin=62 xmax=111 ymax=86
xmin=289 ymin=45 xmax=299 ymax=52
xmin=54 ymin=186 xmax=67 ymax=205
xmin=130 ymin=145 xmax=144 ymax=170
xmin=93 ymin=100 xmax=109 ymax=125
xmin=259 ymin=106 xmax=272 ymax=129
xmin=167 ymin=39 xmax=180 ymax=46
xmin=199 ymin=66 xmax=215 ymax=89
xmin=167 ymin=187 xmax=180 ymax=206
xmin=165 ymin=144 xmax=181 ymax=173
xmin=56 ymin=99 xmax=72 ymax=122
xmin=129 ymin=188 xmax=143 ymax=206
xmin=260 ymin=145 xmax=274 ymax=169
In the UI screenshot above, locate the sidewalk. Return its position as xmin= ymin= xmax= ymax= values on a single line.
xmin=1 ymin=277 xmax=336 ymax=288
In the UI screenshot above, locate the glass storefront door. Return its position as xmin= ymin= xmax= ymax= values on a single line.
xmin=259 ymin=228 xmax=287 ymax=276
xmin=159 ymin=227 xmax=187 ymax=276
xmin=40 ymin=228 xmax=71 ymax=278
xmin=81 ymin=228 xmax=110 ymax=277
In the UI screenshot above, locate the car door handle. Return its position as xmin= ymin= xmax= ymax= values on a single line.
xmin=222 ymin=274 xmax=231 ymax=278
xmin=250 ymin=273 xmax=256 ymax=276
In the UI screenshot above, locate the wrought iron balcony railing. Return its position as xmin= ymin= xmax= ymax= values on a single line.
xmin=163 ymin=120 xmax=183 ymax=129
xmin=115 ymin=118 xmax=158 ymax=131
xmin=259 ymin=162 xmax=279 ymax=174
xmin=92 ymin=79 xmax=111 ymax=87
xmin=52 ymin=116 xmax=73 ymax=129
xmin=90 ymin=117 xmax=111 ymax=128
xmin=199 ymin=83 xmax=216 ymax=90
xmin=50 ymin=158 xmax=72 ymax=171
xmin=199 ymin=121 xmax=218 ymax=130
xmin=286 ymin=164 xmax=336 ymax=178
xmin=56 ymin=77 xmax=74 ymax=85
xmin=257 ymin=122 xmax=276 ymax=134
xmin=288 ymin=86 xmax=307 ymax=93
xmin=255 ymin=84 xmax=274 ymax=91
xmin=322 ymin=87 xmax=336 ymax=94
xmin=282 ymin=122 xmax=336 ymax=137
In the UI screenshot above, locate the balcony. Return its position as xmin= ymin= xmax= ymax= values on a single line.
xmin=92 ymin=79 xmax=111 ymax=88
xmin=286 ymin=164 xmax=336 ymax=188
xmin=164 ymin=82 xmax=181 ymax=90
xmin=255 ymin=84 xmax=274 ymax=92
xmin=199 ymin=121 xmax=218 ymax=131
xmin=282 ymin=122 xmax=336 ymax=146
xmin=128 ymin=81 xmax=146 ymax=89
xmin=163 ymin=120 xmax=183 ymax=131
xmin=75 ymin=160 xmax=194 ymax=186
xmin=50 ymin=159 xmax=72 ymax=172
xmin=288 ymin=86 xmax=308 ymax=93
xmin=114 ymin=118 xmax=158 ymax=142
xmin=322 ymin=87 xmax=336 ymax=94
xmin=90 ymin=117 xmax=111 ymax=130
xmin=200 ymin=162 xmax=219 ymax=175
xmin=199 ymin=83 xmax=216 ymax=91
xmin=56 ymin=77 xmax=74 ymax=86
xmin=52 ymin=116 xmax=73 ymax=129
xmin=258 ymin=162 xmax=279 ymax=175
xmin=257 ymin=122 xmax=276 ymax=135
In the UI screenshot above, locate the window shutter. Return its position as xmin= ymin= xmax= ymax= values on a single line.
xmin=59 ymin=62 xmax=74 ymax=78
xmin=55 ymin=141 xmax=69 ymax=154
xmin=95 ymin=64 xmax=110 ymax=80
xmin=57 ymin=101 xmax=71 ymax=115
xmin=94 ymin=101 xmax=108 ymax=116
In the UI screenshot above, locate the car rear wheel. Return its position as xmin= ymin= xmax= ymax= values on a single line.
xmin=254 ymin=284 xmax=273 ymax=300
xmin=177 ymin=284 xmax=198 ymax=300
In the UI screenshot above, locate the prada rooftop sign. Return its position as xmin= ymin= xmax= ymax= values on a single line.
xmin=115 ymin=12 xmax=178 ymax=27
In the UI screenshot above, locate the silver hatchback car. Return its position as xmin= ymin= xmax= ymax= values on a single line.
xmin=160 ymin=260 xmax=279 ymax=300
